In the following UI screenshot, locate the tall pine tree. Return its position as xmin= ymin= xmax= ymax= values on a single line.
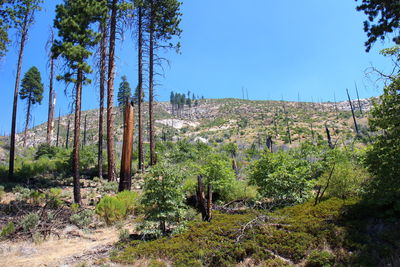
xmin=53 ymin=0 xmax=107 ymax=203
xmin=8 ymin=0 xmax=42 ymax=180
xmin=19 ymin=66 xmax=44 ymax=147
xmin=146 ymin=0 xmax=182 ymax=166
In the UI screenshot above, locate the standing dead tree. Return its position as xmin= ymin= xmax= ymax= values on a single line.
xmin=46 ymin=28 xmax=56 ymax=145
xmin=196 ymin=175 xmax=212 ymax=222
xmin=346 ymin=88 xmax=359 ymax=135
xmin=119 ymin=99 xmax=135 ymax=192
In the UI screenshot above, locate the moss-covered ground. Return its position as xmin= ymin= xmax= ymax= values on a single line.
xmin=113 ymin=198 xmax=400 ymax=267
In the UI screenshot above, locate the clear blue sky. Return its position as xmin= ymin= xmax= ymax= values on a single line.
xmin=0 ymin=0 xmax=395 ymax=135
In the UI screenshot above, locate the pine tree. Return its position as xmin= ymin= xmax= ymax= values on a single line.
xmin=8 ymin=0 xmax=42 ymax=180
xmin=146 ymin=0 xmax=182 ymax=166
xmin=53 ymin=0 xmax=107 ymax=203
xmin=0 ymin=1 xmax=13 ymax=58
xmin=117 ymin=75 xmax=132 ymax=107
xmin=98 ymin=20 xmax=108 ymax=180
xmin=19 ymin=66 xmax=44 ymax=147
xmin=356 ymin=0 xmax=400 ymax=52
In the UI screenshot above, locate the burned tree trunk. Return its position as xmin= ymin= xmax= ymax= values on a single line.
xmin=148 ymin=0 xmax=156 ymax=166
xmin=346 ymin=88 xmax=359 ymax=135
xmin=354 ymin=82 xmax=363 ymax=115
xmin=56 ymin=111 xmax=60 ymax=147
xmin=106 ymin=0 xmax=118 ymax=181
xmin=98 ymin=22 xmax=107 ymax=180
xmin=47 ymin=30 xmax=56 ymax=145
xmin=137 ymin=6 xmax=145 ymax=173
xmin=9 ymin=14 xmax=29 ymax=180
xmin=83 ymin=114 xmax=87 ymax=147
xmin=72 ymin=70 xmax=83 ymax=204
xmin=196 ymin=175 xmax=212 ymax=222
xmin=325 ymin=123 xmax=334 ymax=149
xmin=266 ymin=135 xmax=273 ymax=153
xmin=119 ymin=100 xmax=135 ymax=192
xmin=23 ymin=91 xmax=32 ymax=147
xmin=66 ymin=119 xmax=70 ymax=149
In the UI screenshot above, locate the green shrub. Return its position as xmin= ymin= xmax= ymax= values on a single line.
xmin=98 ymin=181 xmax=118 ymax=194
xmin=21 ymin=213 xmax=39 ymax=232
xmin=70 ymin=209 xmax=94 ymax=228
xmin=30 ymin=190 xmax=45 ymax=205
xmin=0 ymin=222 xmax=15 ymax=238
xmin=95 ymin=195 xmax=127 ymax=225
xmin=306 ymin=250 xmax=335 ymax=267
xmin=35 ymin=144 xmax=59 ymax=159
xmin=116 ymin=191 xmax=139 ymax=215
xmin=249 ymin=150 xmax=313 ymax=205
xmin=13 ymin=185 xmax=31 ymax=202
xmin=46 ymin=188 xmax=63 ymax=209
xmin=200 ymin=153 xmax=236 ymax=202
xmin=141 ymin=163 xmax=186 ymax=234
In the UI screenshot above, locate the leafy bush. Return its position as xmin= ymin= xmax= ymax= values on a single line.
xmin=35 ymin=143 xmax=59 ymax=160
xmin=13 ymin=185 xmax=31 ymax=202
xmin=249 ymin=150 xmax=313 ymax=205
xmin=46 ymin=188 xmax=63 ymax=209
xmin=306 ymin=250 xmax=335 ymax=267
xmin=98 ymin=181 xmax=118 ymax=194
xmin=21 ymin=213 xmax=39 ymax=232
xmin=116 ymin=191 xmax=139 ymax=215
xmin=70 ymin=209 xmax=94 ymax=228
xmin=200 ymin=154 xmax=236 ymax=202
xmin=317 ymin=160 xmax=369 ymax=200
xmin=0 ymin=222 xmax=15 ymax=239
xmin=96 ymin=195 xmax=127 ymax=225
xmin=141 ymin=163 xmax=186 ymax=234
xmin=364 ymin=76 xmax=400 ymax=211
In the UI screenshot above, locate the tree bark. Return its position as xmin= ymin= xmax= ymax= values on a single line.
xmin=106 ymin=0 xmax=118 ymax=181
xmin=23 ymin=91 xmax=32 ymax=147
xmin=137 ymin=6 xmax=145 ymax=173
xmin=98 ymin=23 xmax=107 ymax=180
xmin=119 ymin=100 xmax=135 ymax=192
xmin=72 ymin=70 xmax=83 ymax=204
xmin=47 ymin=32 xmax=56 ymax=145
xmin=9 ymin=13 xmax=28 ymax=180
xmin=149 ymin=0 xmax=156 ymax=166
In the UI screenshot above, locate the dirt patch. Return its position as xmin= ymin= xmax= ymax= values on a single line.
xmin=0 ymin=225 xmax=124 ymax=267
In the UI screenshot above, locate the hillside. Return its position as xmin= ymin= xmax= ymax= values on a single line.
xmin=4 ymin=97 xmax=373 ymax=153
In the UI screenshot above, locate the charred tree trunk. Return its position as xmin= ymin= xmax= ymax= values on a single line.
xmin=137 ymin=6 xmax=145 ymax=173
xmin=148 ymin=0 xmax=156 ymax=166
xmin=66 ymin=119 xmax=70 ymax=149
xmin=56 ymin=111 xmax=60 ymax=147
xmin=9 ymin=14 xmax=28 ymax=180
xmin=106 ymin=0 xmax=118 ymax=181
xmin=119 ymin=100 xmax=135 ymax=192
xmin=310 ymin=122 xmax=315 ymax=142
xmin=196 ymin=175 xmax=212 ymax=222
xmin=98 ymin=23 xmax=107 ymax=180
xmin=354 ymin=82 xmax=363 ymax=115
xmin=346 ymin=88 xmax=359 ymax=135
xmin=72 ymin=70 xmax=83 ymax=204
xmin=266 ymin=135 xmax=273 ymax=153
xmin=83 ymin=114 xmax=87 ymax=147
xmin=23 ymin=91 xmax=32 ymax=147
xmin=325 ymin=123 xmax=334 ymax=149
xmin=47 ymin=32 xmax=56 ymax=145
